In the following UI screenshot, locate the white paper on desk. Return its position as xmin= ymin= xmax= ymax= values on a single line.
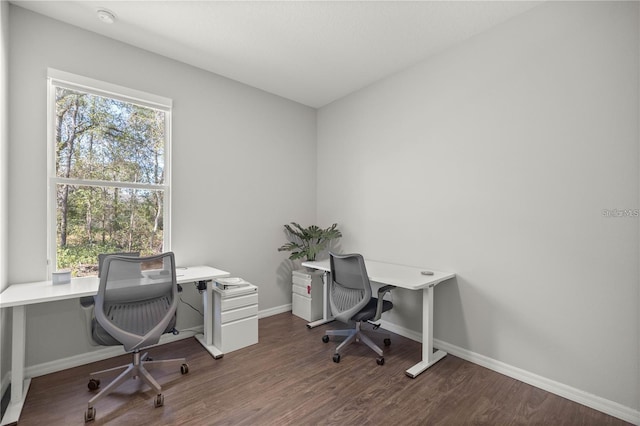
xmin=216 ymin=277 xmax=251 ymax=288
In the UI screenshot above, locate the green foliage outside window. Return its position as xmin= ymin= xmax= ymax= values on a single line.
xmin=54 ymin=87 xmax=167 ymax=276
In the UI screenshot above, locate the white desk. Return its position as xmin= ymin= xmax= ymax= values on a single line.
xmin=0 ymin=265 xmax=229 ymax=426
xmin=301 ymin=259 xmax=455 ymax=379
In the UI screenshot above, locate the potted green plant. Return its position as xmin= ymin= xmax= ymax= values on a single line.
xmin=277 ymin=222 xmax=342 ymax=261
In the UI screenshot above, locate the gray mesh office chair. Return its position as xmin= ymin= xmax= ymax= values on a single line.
xmin=83 ymin=252 xmax=188 ymax=423
xmin=322 ymin=252 xmax=394 ymax=365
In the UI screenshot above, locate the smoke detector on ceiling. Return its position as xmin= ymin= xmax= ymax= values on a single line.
xmin=96 ymin=9 xmax=116 ymax=24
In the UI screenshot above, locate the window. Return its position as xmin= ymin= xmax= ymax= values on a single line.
xmin=47 ymin=70 xmax=172 ymax=277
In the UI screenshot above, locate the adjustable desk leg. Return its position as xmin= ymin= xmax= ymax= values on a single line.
xmin=405 ymin=285 xmax=447 ymax=378
xmin=194 ymin=280 xmax=224 ymax=359
xmin=306 ymin=271 xmax=334 ymax=328
xmin=1 ymin=305 xmax=31 ymax=426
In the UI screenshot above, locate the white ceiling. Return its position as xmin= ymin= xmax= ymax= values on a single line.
xmin=12 ymin=0 xmax=542 ymax=108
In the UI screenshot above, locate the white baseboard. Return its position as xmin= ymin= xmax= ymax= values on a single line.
xmin=258 ymin=303 xmax=291 ymax=319
xmin=380 ymin=320 xmax=639 ymax=425
xmin=380 ymin=320 xmax=422 ymax=342
xmin=20 ymin=305 xmax=290 ymax=380
xmin=25 ymin=326 xmax=202 ymax=379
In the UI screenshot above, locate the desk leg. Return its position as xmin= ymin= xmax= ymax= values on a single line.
xmin=1 ymin=305 xmax=32 ymax=426
xmin=306 ymin=271 xmax=334 ymax=328
xmin=194 ymin=281 xmax=223 ymax=359
xmin=405 ymin=285 xmax=447 ymax=378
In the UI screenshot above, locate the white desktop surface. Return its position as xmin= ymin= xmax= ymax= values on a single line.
xmin=302 ymin=258 xmax=455 ymax=379
xmin=0 ymin=276 xmax=100 ymax=308
xmin=301 ymin=258 xmax=455 ymax=290
xmin=0 ymin=266 xmax=228 ymax=308
xmin=0 ymin=265 xmax=229 ymax=426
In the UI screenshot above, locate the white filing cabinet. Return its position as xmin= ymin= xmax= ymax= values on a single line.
xmin=291 ymin=269 xmax=323 ymax=322
xmin=212 ymin=281 xmax=259 ymax=353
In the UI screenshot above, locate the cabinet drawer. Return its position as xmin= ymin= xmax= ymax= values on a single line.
xmin=221 ymin=293 xmax=258 ymax=311
xmin=292 ymin=275 xmax=312 ymax=286
xmin=292 ymin=283 xmax=311 ymax=297
xmin=292 ymin=292 xmax=323 ymax=322
xmin=219 ymin=316 xmax=258 ymax=353
xmin=221 ymin=304 xmax=258 ymax=324
xmin=292 ymin=270 xmax=312 ymax=279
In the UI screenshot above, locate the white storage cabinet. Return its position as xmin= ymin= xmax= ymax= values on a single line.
xmin=291 ymin=269 xmax=323 ymax=322
xmin=212 ymin=283 xmax=259 ymax=353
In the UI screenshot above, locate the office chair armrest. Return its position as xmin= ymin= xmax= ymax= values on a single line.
xmin=372 ymin=285 xmax=395 ymax=321
xmin=79 ymin=296 xmax=101 ymax=347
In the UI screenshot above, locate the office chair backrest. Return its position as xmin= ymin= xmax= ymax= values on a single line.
xmin=98 ymin=251 xmax=140 ymax=277
xmin=329 ymin=252 xmax=372 ymax=323
xmin=94 ymin=252 xmax=178 ymax=352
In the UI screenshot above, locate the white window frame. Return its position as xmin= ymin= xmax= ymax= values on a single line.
xmin=46 ymin=69 xmax=172 ymax=277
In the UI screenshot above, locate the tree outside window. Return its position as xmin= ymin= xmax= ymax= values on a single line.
xmin=51 ymin=84 xmax=169 ymax=277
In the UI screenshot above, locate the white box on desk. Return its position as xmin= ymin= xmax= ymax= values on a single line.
xmin=291 ymin=269 xmax=323 ymax=322
xmin=212 ymin=282 xmax=258 ymax=353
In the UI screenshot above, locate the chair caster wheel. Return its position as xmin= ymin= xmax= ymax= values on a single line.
xmin=181 ymin=363 xmax=189 ymax=374
xmin=332 ymin=353 xmax=341 ymax=363
xmin=322 ymin=335 xmax=330 ymax=343
xmin=376 ymin=357 xmax=385 ymax=365
xmin=154 ymin=394 xmax=164 ymax=408
xmin=87 ymin=379 xmax=100 ymax=391
xmin=84 ymin=407 xmax=96 ymax=422
xmin=384 ymin=338 xmax=391 ymax=346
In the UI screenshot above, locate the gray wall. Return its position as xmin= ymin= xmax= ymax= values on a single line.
xmin=7 ymin=5 xmax=316 ymax=367
xmin=317 ymin=1 xmax=638 ymax=411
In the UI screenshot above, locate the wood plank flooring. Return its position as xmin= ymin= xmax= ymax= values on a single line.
xmin=18 ymin=312 xmax=630 ymax=425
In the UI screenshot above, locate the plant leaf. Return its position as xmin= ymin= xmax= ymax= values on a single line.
xmin=278 ymin=222 xmax=342 ymax=261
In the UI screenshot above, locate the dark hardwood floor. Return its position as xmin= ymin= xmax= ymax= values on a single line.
xmin=18 ymin=312 xmax=630 ymax=425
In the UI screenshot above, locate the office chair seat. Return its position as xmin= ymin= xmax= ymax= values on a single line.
xmin=351 ymin=298 xmax=393 ymax=322
xmin=90 ymin=296 xmax=177 ymax=346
